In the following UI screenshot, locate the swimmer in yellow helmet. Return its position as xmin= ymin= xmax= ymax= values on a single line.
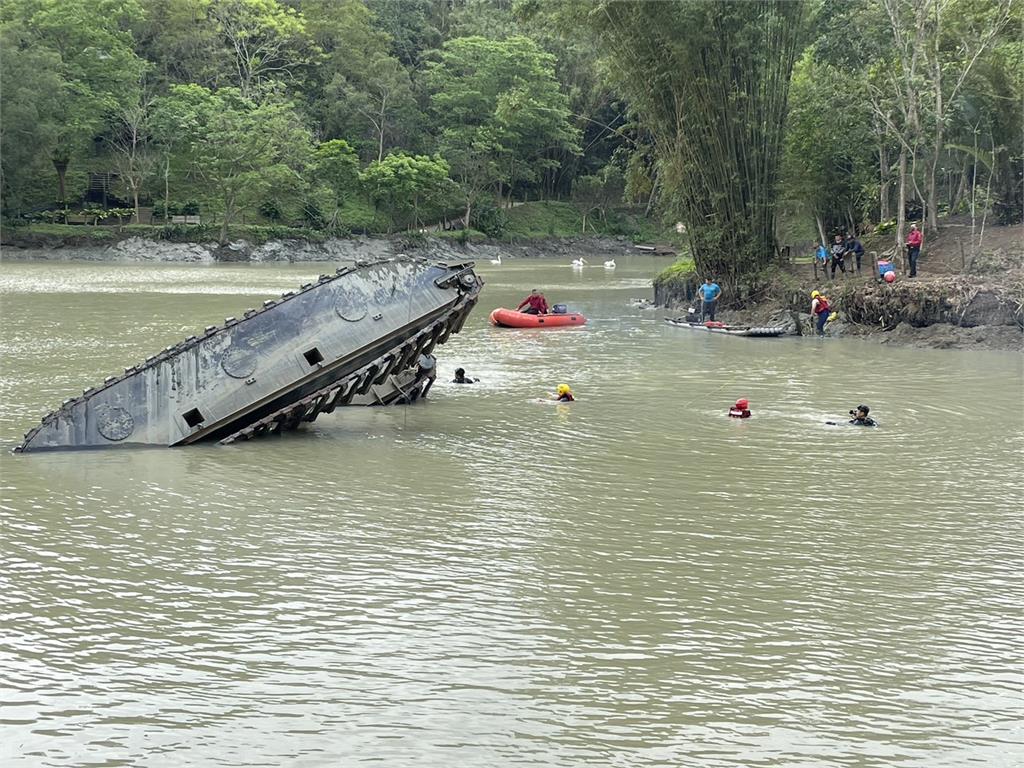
xmin=554 ymin=383 xmax=575 ymax=402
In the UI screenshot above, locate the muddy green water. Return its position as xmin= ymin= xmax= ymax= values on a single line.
xmin=1 ymin=256 xmax=1022 ymax=767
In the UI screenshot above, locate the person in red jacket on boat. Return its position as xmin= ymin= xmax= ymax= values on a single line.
xmin=517 ymin=289 xmax=549 ymax=315
xmin=728 ymin=398 xmax=751 ymax=418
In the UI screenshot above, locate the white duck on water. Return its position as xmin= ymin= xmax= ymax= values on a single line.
xmin=604 ymin=259 xmax=616 ymax=269
xmin=571 ymin=258 xmax=587 ymax=268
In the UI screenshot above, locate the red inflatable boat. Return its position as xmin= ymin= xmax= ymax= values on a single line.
xmin=489 ymin=308 xmax=587 ymax=328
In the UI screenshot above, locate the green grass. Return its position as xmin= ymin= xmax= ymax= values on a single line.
xmin=503 ymin=201 xmax=583 ymax=238
xmin=501 ymin=200 xmax=680 ymax=243
xmin=5 ymin=199 xmax=680 ymax=247
xmin=336 ymin=197 xmax=388 ymax=234
xmin=3 ymin=222 xmax=118 ymax=241
xmin=437 ymin=228 xmax=489 ymax=243
xmin=1 ymin=221 xmax=333 ymax=246
xmin=654 ymin=257 xmax=696 ymax=285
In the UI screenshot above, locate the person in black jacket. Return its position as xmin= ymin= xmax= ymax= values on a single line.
xmin=845 ymin=233 xmax=865 ymax=273
xmin=829 ymin=234 xmax=847 ymax=278
xmin=826 ymin=405 xmax=877 ymax=427
xmin=848 ymin=404 xmax=876 ymax=426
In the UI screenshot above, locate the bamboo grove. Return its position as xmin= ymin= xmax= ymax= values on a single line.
xmin=572 ymin=1 xmax=806 ymax=283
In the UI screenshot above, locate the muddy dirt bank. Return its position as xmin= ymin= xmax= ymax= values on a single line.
xmin=658 ymin=273 xmax=1023 ymax=352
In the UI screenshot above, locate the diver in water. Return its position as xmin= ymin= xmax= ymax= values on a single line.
xmin=553 ymin=383 xmax=575 ymax=402
xmin=452 ymin=367 xmax=477 ymax=384
xmin=827 ymin=404 xmax=877 ymax=426
xmin=728 ymin=398 xmax=751 ymax=418
xmin=848 ymin=404 xmax=876 ymax=426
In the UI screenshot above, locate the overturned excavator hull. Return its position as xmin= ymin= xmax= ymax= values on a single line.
xmin=16 ymin=258 xmax=481 ymax=452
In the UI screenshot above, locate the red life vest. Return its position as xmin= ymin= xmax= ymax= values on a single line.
xmin=814 ymin=296 xmax=831 ymax=315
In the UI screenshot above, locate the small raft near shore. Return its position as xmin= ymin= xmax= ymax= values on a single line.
xmin=490 ymin=308 xmax=587 ymax=328
xmin=665 ymin=318 xmax=786 ymax=337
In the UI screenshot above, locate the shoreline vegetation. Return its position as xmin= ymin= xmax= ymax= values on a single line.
xmin=1 ymin=0 xmax=1019 ymax=353
xmin=2 ymin=213 xmax=1020 ymax=353
xmin=0 ymin=199 xmax=674 ymax=251
xmin=654 ymin=219 xmax=1023 ymax=352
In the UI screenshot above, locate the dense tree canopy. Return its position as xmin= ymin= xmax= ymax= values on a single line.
xmin=0 ymin=0 xmax=1016 ymax=265
xmin=425 ymin=35 xmax=580 ymax=224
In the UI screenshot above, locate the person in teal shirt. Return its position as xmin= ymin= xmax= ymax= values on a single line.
xmin=698 ymin=278 xmax=721 ymax=321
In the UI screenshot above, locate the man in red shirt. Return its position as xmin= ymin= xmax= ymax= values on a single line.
xmin=906 ymin=223 xmax=923 ymax=278
xmin=516 ymin=289 xmax=549 ymax=315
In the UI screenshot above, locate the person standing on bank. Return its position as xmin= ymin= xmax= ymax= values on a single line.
xmin=845 ymin=233 xmax=865 ymax=273
xmin=698 ymin=278 xmax=721 ymax=322
xmin=830 ymin=234 xmax=847 ymax=278
xmin=906 ymin=223 xmax=923 ymax=278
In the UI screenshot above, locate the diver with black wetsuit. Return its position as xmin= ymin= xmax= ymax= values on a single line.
xmin=827 ymin=404 xmax=877 ymax=426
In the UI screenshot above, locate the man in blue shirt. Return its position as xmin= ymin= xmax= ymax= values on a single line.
xmin=698 ymin=278 xmax=722 ymax=321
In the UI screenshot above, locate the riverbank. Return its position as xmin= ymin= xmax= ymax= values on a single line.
xmin=658 ymin=273 xmax=1022 ymax=352
xmin=0 ymin=232 xmax=633 ymax=264
xmin=654 ymin=222 xmax=1023 ymax=351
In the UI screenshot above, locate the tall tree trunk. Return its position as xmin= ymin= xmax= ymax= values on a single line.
xmin=878 ymin=131 xmax=891 ymax=221
xmin=220 ymin=194 xmax=233 ymax=244
xmin=163 ymin=156 xmax=171 ymax=223
xmin=927 ymin=64 xmax=943 ymax=231
xmin=896 ymin=146 xmax=908 ymax=249
xmin=880 ymin=175 xmax=891 ymax=222
xmin=376 ymin=90 xmax=388 ymax=164
xmin=951 ymin=161 xmax=968 ymax=213
xmin=926 ymin=152 xmax=940 ymax=230
xmin=53 ymin=158 xmax=68 ymax=204
xmin=644 ymin=183 xmax=656 ymax=217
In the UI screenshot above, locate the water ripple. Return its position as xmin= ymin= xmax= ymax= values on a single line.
xmin=1 ymin=257 xmax=1021 ymax=767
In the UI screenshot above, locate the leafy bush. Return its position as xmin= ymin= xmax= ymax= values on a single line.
xmin=105 ymin=207 xmax=136 ymax=222
xmin=396 ymin=231 xmax=428 ymax=248
xmin=153 ymin=201 xmax=202 ymax=219
xmin=258 ymin=200 xmax=282 ymax=221
xmin=301 ymin=200 xmax=325 ymax=229
xmin=656 ymin=257 xmax=696 ymax=282
xmin=438 ymin=228 xmax=488 ymax=244
xmin=469 ymin=199 xmax=508 ymax=237
xmin=338 ymin=198 xmax=388 ymax=234
xmin=244 ymin=225 xmax=324 ymax=243
xmin=159 ymin=223 xmax=218 ymax=242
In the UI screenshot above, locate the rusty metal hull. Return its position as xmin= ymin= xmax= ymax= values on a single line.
xmin=16 ymin=258 xmax=481 ymax=451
